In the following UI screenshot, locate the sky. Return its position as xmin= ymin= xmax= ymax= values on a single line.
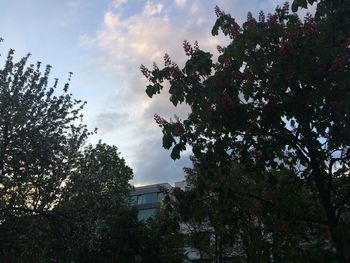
xmin=0 ymin=0 xmax=290 ymax=186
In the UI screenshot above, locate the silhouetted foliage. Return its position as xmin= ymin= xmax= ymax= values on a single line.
xmin=0 ymin=49 xmax=89 ymax=222
xmin=54 ymin=142 xmax=135 ymax=262
xmin=0 ymin=47 xmax=167 ymax=262
xmin=143 ymin=0 xmax=350 ymax=262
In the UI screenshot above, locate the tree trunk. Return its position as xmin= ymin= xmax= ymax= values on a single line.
xmin=302 ymin=123 xmax=348 ymax=262
xmin=311 ymin=164 xmax=348 ymax=263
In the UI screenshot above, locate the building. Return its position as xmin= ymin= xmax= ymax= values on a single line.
xmin=131 ymin=181 xmax=215 ymax=262
xmin=174 ymin=180 xmax=189 ymax=191
xmin=130 ymin=183 xmax=172 ymax=221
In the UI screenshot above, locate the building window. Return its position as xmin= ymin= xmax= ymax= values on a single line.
xmin=130 ymin=195 xmax=138 ymax=205
xmin=138 ymin=208 xmax=157 ymax=221
xmin=137 ymin=192 xmax=158 ymax=204
xmin=157 ymin=192 xmax=164 ymax=201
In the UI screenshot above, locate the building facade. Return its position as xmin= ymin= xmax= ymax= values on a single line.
xmin=130 ymin=183 xmax=172 ymax=221
xmin=131 ymin=181 xmax=215 ymax=262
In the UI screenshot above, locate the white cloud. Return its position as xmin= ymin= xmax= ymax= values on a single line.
xmin=112 ymin=0 xmax=128 ymax=8
xmin=96 ymin=8 xmax=220 ymax=66
xmin=78 ymin=34 xmax=96 ymax=48
xmin=81 ymin=2 xmax=226 ymax=184
xmin=175 ymin=0 xmax=187 ymax=7
xmin=130 ymin=135 xmax=191 ymax=185
xmin=104 ymin=11 xmax=119 ymax=30
xmin=128 ymin=18 xmax=169 ymax=60
xmin=143 ymin=1 xmax=164 ymax=16
xmin=81 ymin=0 xmax=286 ymax=184
xmin=190 ymin=2 xmax=199 ymax=14
xmin=94 ymin=112 xmax=128 ymax=134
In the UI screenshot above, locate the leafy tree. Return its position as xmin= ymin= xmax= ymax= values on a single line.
xmin=0 ymin=46 xmax=157 ymax=262
xmin=0 ymin=47 xmax=91 ymax=259
xmin=56 ymin=142 xmax=135 ymax=262
xmin=0 ymin=142 xmax=138 ymax=262
xmin=147 ymin=209 xmax=186 ymax=263
xmin=165 ymin=161 xmax=334 ymax=262
xmin=142 ymin=0 xmax=350 ymax=262
xmin=0 ymin=48 xmax=89 ymax=218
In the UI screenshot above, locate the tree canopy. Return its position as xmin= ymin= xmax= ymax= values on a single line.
xmin=54 ymin=142 xmax=135 ymax=262
xmin=0 ymin=45 xmax=162 ymax=262
xmin=0 ymin=48 xmax=90 ymax=222
xmin=142 ymin=0 xmax=350 ymax=261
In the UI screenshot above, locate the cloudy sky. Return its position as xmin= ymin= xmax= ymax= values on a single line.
xmin=0 ymin=0 xmax=289 ymax=186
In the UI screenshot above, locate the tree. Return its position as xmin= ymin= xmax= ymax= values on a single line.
xmin=0 ymin=141 xmax=138 ymax=262
xmin=0 ymin=47 xmax=91 ymax=258
xmin=0 ymin=48 xmax=90 ymax=217
xmin=0 ymin=43 xmax=91 ymax=259
xmin=0 ymin=44 xmax=183 ymax=263
xmin=165 ymin=160 xmax=334 ymax=262
xmin=0 ymin=46 xmax=147 ymax=262
xmin=56 ymin=142 xmax=135 ymax=262
xmin=142 ymin=0 xmax=350 ymax=261
xmin=146 ymin=208 xmax=186 ymax=263
xmin=57 ymin=140 xmax=186 ymax=262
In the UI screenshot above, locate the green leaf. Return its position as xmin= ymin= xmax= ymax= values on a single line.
xmin=291 ymin=119 xmax=295 ymax=127
xmin=170 ymin=95 xmax=179 ymax=106
xmin=292 ymin=0 xmax=308 ymax=12
xmin=163 ymin=133 xmax=174 ymax=149
xmin=192 ymin=145 xmax=202 ymax=156
xmin=145 ymin=85 xmax=155 ymax=98
xmin=171 ymin=144 xmax=181 ymax=160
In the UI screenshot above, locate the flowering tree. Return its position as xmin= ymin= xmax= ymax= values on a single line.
xmin=164 ymin=160 xmax=332 ymax=261
xmin=142 ymin=0 xmax=350 ymax=261
xmin=0 ymin=47 xmax=91 ymax=260
xmin=0 ymin=46 xmax=142 ymax=262
xmin=0 ymin=48 xmax=90 ymax=221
